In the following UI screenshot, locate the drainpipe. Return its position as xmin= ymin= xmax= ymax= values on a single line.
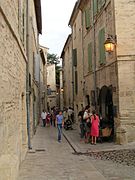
xmin=93 ymin=24 xmax=97 ymax=110
xmin=26 ymin=0 xmax=32 ymax=149
xmin=69 ymin=25 xmax=74 ymax=109
xmin=80 ymin=9 xmax=85 ymax=107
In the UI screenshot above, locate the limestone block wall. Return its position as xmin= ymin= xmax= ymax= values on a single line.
xmin=0 ymin=7 xmax=27 ymax=180
xmin=114 ymin=0 xmax=135 ymax=143
xmin=63 ymin=36 xmax=73 ymax=108
xmin=72 ymin=11 xmax=84 ymax=113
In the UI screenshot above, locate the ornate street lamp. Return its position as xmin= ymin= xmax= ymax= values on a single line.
xmin=104 ymin=35 xmax=116 ymax=53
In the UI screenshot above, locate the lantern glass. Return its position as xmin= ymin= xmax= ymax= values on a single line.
xmin=105 ymin=42 xmax=115 ymax=52
xmin=104 ymin=36 xmax=116 ymax=52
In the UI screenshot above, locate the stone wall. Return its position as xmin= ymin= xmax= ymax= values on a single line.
xmin=72 ymin=10 xmax=84 ymax=114
xmin=114 ymin=0 xmax=135 ymax=143
xmin=62 ymin=36 xmax=73 ymax=108
xmin=0 ymin=3 xmax=27 ymax=179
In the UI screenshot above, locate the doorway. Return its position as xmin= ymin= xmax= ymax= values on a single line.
xmin=98 ymin=85 xmax=114 ymax=140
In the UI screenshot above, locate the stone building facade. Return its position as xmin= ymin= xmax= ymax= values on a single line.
xmin=47 ymin=64 xmax=57 ymax=110
xmin=68 ymin=2 xmax=84 ymax=118
xmin=61 ymin=0 xmax=135 ymax=144
xmin=39 ymin=46 xmax=48 ymax=114
xmin=61 ymin=35 xmax=73 ymax=109
xmin=0 ymin=0 xmax=42 ymax=179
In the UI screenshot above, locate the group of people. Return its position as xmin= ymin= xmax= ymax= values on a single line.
xmin=41 ymin=105 xmax=99 ymax=145
xmin=41 ymin=110 xmax=51 ymax=127
xmin=41 ymin=108 xmax=64 ymax=142
xmin=78 ymin=105 xmax=99 ymax=145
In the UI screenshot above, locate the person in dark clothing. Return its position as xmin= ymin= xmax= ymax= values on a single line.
xmin=78 ymin=107 xmax=85 ymax=141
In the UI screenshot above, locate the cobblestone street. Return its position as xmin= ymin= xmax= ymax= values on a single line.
xmin=64 ymin=125 xmax=135 ymax=179
xmin=17 ymin=124 xmax=135 ymax=180
xmin=18 ymin=126 xmax=106 ymax=180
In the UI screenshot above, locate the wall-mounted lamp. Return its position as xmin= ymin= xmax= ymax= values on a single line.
xmin=104 ymin=35 xmax=116 ymax=53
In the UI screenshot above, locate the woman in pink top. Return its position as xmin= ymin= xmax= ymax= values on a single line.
xmin=91 ymin=110 xmax=99 ymax=145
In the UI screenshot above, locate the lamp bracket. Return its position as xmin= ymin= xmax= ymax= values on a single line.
xmin=107 ymin=34 xmax=117 ymax=43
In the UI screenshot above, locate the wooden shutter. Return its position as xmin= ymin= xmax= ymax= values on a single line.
xmin=88 ymin=43 xmax=92 ymax=71
xmin=75 ymin=71 xmax=78 ymax=94
xmin=85 ymin=8 xmax=91 ymax=29
xmin=98 ymin=0 xmax=106 ymax=11
xmin=72 ymin=49 xmax=77 ymax=66
xmin=93 ymin=0 xmax=98 ymax=16
xmin=98 ymin=28 xmax=106 ymax=64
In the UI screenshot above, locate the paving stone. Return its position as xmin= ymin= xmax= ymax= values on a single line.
xmin=18 ymin=126 xmax=106 ymax=180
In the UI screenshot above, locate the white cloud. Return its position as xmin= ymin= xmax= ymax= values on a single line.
xmin=39 ymin=0 xmax=77 ymax=56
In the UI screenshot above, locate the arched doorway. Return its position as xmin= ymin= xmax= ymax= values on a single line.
xmin=98 ymin=85 xmax=114 ymax=140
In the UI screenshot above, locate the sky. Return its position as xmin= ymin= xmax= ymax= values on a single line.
xmin=39 ymin=0 xmax=77 ymax=57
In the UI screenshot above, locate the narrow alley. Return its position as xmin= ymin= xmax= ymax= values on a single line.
xmin=18 ymin=125 xmax=106 ymax=180
xmin=18 ymin=125 xmax=135 ymax=180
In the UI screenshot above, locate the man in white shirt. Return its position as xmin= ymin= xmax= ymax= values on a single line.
xmin=41 ymin=109 xmax=47 ymax=127
xmin=68 ymin=107 xmax=74 ymax=122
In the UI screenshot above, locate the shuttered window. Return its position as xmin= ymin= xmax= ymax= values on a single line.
xmin=93 ymin=0 xmax=106 ymax=16
xmin=93 ymin=0 xmax=98 ymax=16
xmin=98 ymin=0 xmax=106 ymax=11
xmin=85 ymin=8 xmax=91 ymax=29
xmin=75 ymin=71 xmax=78 ymax=94
xmin=98 ymin=28 xmax=106 ymax=64
xmin=72 ymin=49 xmax=77 ymax=66
xmin=88 ymin=43 xmax=92 ymax=71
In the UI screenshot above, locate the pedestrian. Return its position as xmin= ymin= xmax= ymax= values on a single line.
xmin=91 ymin=110 xmax=100 ymax=145
xmin=41 ymin=109 xmax=47 ymax=127
xmin=46 ymin=112 xmax=51 ymax=126
xmin=78 ymin=107 xmax=85 ymax=141
xmin=55 ymin=110 xmax=64 ymax=142
xmin=50 ymin=108 xmax=53 ymax=126
xmin=68 ymin=107 xmax=74 ymax=123
xmin=63 ymin=107 xmax=68 ymax=122
xmin=83 ymin=105 xmax=92 ymax=143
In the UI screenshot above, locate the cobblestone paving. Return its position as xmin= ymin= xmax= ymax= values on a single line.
xmin=90 ymin=157 xmax=135 ymax=180
xmin=86 ymin=149 xmax=135 ymax=167
xmin=72 ymin=151 xmax=135 ymax=179
xmin=63 ymin=125 xmax=135 ymax=180
xmin=18 ymin=126 xmax=106 ymax=180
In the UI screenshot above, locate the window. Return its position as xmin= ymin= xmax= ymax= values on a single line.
xmin=75 ymin=71 xmax=78 ymax=95
xmin=98 ymin=0 xmax=106 ymax=11
xmin=85 ymin=8 xmax=91 ymax=29
xmin=74 ymin=23 xmax=76 ymax=39
xmin=18 ymin=0 xmax=26 ymax=46
xmin=93 ymin=0 xmax=106 ymax=16
xmin=72 ymin=49 xmax=77 ymax=66
xmin=98 ymin=28 xmax=106 ymax=64
xmin=93 ymin=0 xmax=98 ymax=16
xmin=88 ymin=43 xmax=92 ymax=71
